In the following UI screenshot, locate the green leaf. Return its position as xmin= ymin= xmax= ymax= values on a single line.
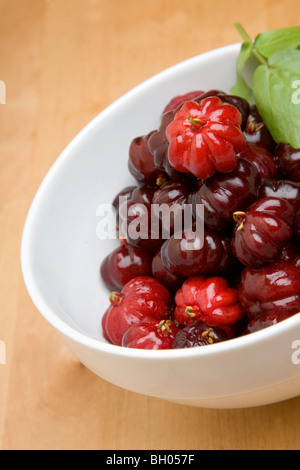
xmin=254 ymin=26 xmax=300 ymax=58
xmin=230 ymin=41 xmax=254 ymax=103
xmin=253 ymin=49 xmax=300 ymax=148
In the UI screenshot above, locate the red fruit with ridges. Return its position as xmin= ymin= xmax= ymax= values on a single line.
xmin=238 ymin=261 xmax=300 ymax=322
xmin=102 ymin=276 xmax=173 ymax=346
xmin=166 ymin=97 xmax=246 ymax=180
xmin=232 ymin=197 xmax=295 ymax=269
xmin=122 ymin=318 xmax=179 ymax=350
xmin=174 ymin=275 xmax=245 ymax=328
xmin=195 ymin=90 xmax=250 ymax=130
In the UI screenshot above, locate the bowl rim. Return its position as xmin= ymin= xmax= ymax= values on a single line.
xmin=21 ymin=42 xmax=300 ymax=360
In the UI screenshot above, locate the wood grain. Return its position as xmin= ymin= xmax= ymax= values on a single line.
xmin=1 ymin=0 xmax=300 ymax=450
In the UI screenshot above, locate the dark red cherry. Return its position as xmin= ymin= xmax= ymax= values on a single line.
xmin=244 ymin=105 xmax=276 ymax=152
xmin=112 ymin=185 xmax=137 ymax=230
xmin=128 ymin=131 xmax=168 ymax=187
xmin=275 ymin=144 xmax=300 ymax=182
xmin=152 ymin=249 xmax=185 ymax=293
xmin=237 ymin=144 xmax=278 ymax=179
xmin=259 ymin=179 xmax=300 ymax=212
xmin=193 ymin=158 xmax=260 ymax=232
xmin=232 ymin=197 xmax=295 ymax=270
xmin=243 ymin=309 xmax=296 ymax=334
xmin=118 ymin=186 xmax=162 ymax=253
xmin=152 ymin=180 xmax=195 ymax=237
xmin=238 ymin=261 xmax=300 ymax=322
xmin=100 ymin=243 xmax=153 ymax=292
xmin=160 ymin=226 xmax=235 ymax=278
xmin=172 ymin=321 xmax=229 ymax=348
xmin=295 ymin=210 xmax=300 ymax=244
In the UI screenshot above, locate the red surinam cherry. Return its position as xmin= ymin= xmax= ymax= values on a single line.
xmin=102 ymin=276 xmax=173 ymax=346
xmin=174 ymin=275 xmax=245 ymax=328
xmin=238 ymin=261 xmax=300 ymax=324
xmin=165 ymin=97 xmax=246 ymax=180
xmin=122 ymin=318 xmax=179 ymax=350
xmin=231 ymin=197 xmax=295 ymax=270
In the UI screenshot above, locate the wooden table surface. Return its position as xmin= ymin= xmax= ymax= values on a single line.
xmin=1 ymin=0 xmax=300 ymax=450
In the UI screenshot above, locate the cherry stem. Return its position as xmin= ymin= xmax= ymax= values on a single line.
xmin=109 ymin=292 xmax=123 ymax=306
xmin=156 ymin=175 xmax=168 ymax=187
xmin=185 ymin=306 xmax=200 ymax=319
xmin=233 ymin=211 xmax=246 ymax=231
xmin=187 ymin=115 xmax=206 ymax=130
xmin=158 ymin=320 xmax=172 ymax=336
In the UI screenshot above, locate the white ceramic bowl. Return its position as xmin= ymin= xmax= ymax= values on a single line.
xmin=21 ymin=43 xmax=300 ymax=409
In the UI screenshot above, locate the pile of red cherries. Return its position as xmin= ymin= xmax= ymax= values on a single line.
xmin=101 ymin=89 xmax=300 ymax=350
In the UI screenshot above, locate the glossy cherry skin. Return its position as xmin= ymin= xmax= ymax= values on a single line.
xmin=166 ymin=98 xmax=246 ymax=180
xmin=118 ymin=185 xmax=162 ymax=253
xmin=152 ymin=249 xmax=185 ymax=293
xmin=152 ymin=180 xmax=195 ymax=237
xmin=232 ymin=197 xmax=295 ymax=270
xmin=174 ymin=275 xmax=244 ymax=328
xmin=275 ymin=144 xmax=300 ymax=182
xmin=259 ymin=179 xmax=300 ymax=212
xmin=160 ymin=226 xmax=235 ymax=278
xmin=243 ymin=309 xmax=296 ymax=334
xmin=102 ymin=276 xmax=173 ymax=346
xmin=172 ymin=321 xmax=229 ymax=348
xmin=238 ymin=261 xmax=300 ymax=322
xmin=295 ymin=210 xmax=300 ymax=244
xmin=193 ymin=157 xmax=260 ymax=232
xmin=148 ymin=108 xmax=196 ymax=182
xmin=163 ymin=90 xmax=204 ymax=114
xmin=128 ymin=131 xmax=168 ymax=186
xmin=112 ymin=185 xmax=137 ymax=233
xmin=237 ymin=144 xmax=278 ymax=179
xmin=293 ymin=254 xmax=300 ymax=270
xmin=195 ymin=90 xmax=251 ymax=130
xmin=258 ymin=179 xmax=300 ymax=243
xmin=244 ymin=105 xmax=276 ymax=153
xmin=122 ymin=318 xmax=179 ymax=350
xmin=100 ymin=243 xmax=153 ymax=292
